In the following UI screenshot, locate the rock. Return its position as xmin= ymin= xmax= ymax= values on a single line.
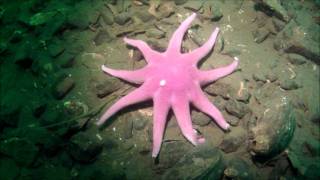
xmin=158 ymin=141 xmax=191 ymax=170
xmin=94 ymin=79 xmax=121 ymax=98
xmin=273 ymin=20 xmax=320 ymax=64
xmin=216 ymin=35 xmax=225 ymax=52
xmin=205 ymin=82 xmax=235 ymax=100
xmin=0 ymin=6 xmax=4 ymax=21
xmin=302 ymin=141 xmax=320 ymax=157
xmin=269 ymin=155 xmax=293 ymax=180
xmin=67 ymin=2 xmax=100 ymax=29
xmin=163 ymin=145 xmax=225 ymax=180
xmin=253 ymin=83 xmax=279 ymax=104
xmin=0 ymin=138 xmax=39 ymax=166
xmin=158 ymin=1 xmax=175 ymax=18
xmin=280 ymin=79 xmax=301 ymax=90
xmin=39 ymin=104 xmax=65 ymax=128
xmin=132 ymin=113 xmax=148 ymax=130
xmin=289 ymin=94 xmax=306 ymax=112
xmin=0 ymin=92 xmax=21 ymax=127
xmin=265 ymin=73 xmax=278 ymax=82
xmin=79 ymin=52 xmax=104 ymax=69
xmin=30 ymin=53 xmax=56 ymax=75
xmin=33 ymin=102 xmax=47 ymax=118
xmin=174 ymin=0 xmax=187 ymax=5
xmin=47 ymin=38 xmax=65 ymax=57
xmin=116 ymin=0 xmax=132 ymax=13
xmin=14 ymin=53 xmax=34 ymax=69
xmin=103 ymin=137 xmax=118 ymax=150
xmin=100 ymin=8 xmax=114 ymax=25
xmin=287 ymin=53 xmax=307 ymax=65
xmin=192 ymin=111 xmax=211 ymax=126
xmin=133 ymin=10 xmax=154 ymax=22
xmin=10 ymin=30 xmax=24 ymax=43
xmin=226 ymin=114 xmax=240 ymax=126
xmin=52 ymin=76 xmax=75 ymax=100
xmin=219 ymin=128 xmax=246 ymax=153
xmin=252 ymin=72 xmax=267 ymax=83
xmin=304 ymin=164 xmax=320 ymax=179
xmin=67 ymin=132 xmax=103 ymax=163
xmin=0 ymin=157 xmax=20 ymax=180
xmin=225 ymin=99 xmax=250 ymax=119
xmin=31 ymin=164 xmax=72 ymax=180
xmin=222 ymin=48 xmax=241 ymax=57
xmin=147 ymin=40 xmax=167 ymax=52
xmin=272 ymin=17 xmax=286 ymax=32
xmin=146 ymin=28 xmax=165 ymax=39
xmin=188 ymin=28 xmax=205 ymax=46
xmin=203 ymin=2 xmax=223 ymax=21
xmin=77 ymin=162 xmax=126 ymax=180
xmin=39 ymin=12 xmax=67 ymax=39
xmin=130 ymin=49 xmax=143 ymax=61
xmin=255 ymin=12 xmax=268 ymax=28
xmin=213 ymin=95 xmax=226 ymax=110
xmin=269 ymin=58 xmax=279 ymax=68
xmin=183 ymin=1 xmax=204 ymax=11
xmin=93 ymin=29 xmax=113 ymax=46
xmin=122 ymin=115 xmax=133 ymax=139
xmin=290 ymin=137 xmax=319 ymax=178
xmin=0 ymin=41 xmax=7 ymax=54
xmin=224 ymin=158 xmax=253 ymax=179
xmin=190 ymin=147 xmax=225 ymax=180
xmin=252 ymin=28 xmax=270 ymax=43
xmin=29 ymin=11 xmax=56 ymax=26
xmin=63 ymin=100 xmax=88 ymax=117
xmin=122 ymin=140 xmax=134 ymax=151
xmin=249 ymin=98 xmax=296 ymax=159
xmin=114 ymin=12 xmax=131 ymax=25
xmin=236 ymin=90 xmax=251 ymax=104
xmin=3 ymin=127 xmax=61 ymax=156
xmin=57 ymin=51 xmax=76 ymax=68
xmin=255 ymin=0 xmax=290 ymax=22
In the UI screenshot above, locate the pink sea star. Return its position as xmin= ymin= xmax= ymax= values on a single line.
xmin=97 ymin=13 xmax=239 ymax=157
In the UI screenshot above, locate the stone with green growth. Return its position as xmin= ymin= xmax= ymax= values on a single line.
xmin=0 ymin=137 xmax=39 ymax=166
xmin=249 ymin=98 xmax=296 ymax=159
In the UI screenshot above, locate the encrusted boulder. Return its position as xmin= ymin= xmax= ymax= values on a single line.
xmin=67 ymin=132 xmax=103 ymax=163
xmin=0 ymin=137 xmax=39 ymax=166
xmin=163 ymin=145 xmax=225 ymax=180
xmin=248 ymin=96 xmax=296 ymax=159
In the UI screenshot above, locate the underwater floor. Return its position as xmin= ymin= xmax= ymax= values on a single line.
xmin=0 ymin=0 xmax=319 ymax=179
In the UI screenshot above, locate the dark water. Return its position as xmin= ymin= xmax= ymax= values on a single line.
xmin=0 ymin=0 xmax=319 ymax=179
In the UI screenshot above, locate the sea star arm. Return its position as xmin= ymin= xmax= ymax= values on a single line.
xmin=166 ymin=13 xmax=196 ymax=55
xmin=187 ymin=28 xmax=220 ymax=65
xmin=152 ymin=94 xmax=170 ymax=157
xmin=172 ymin=96 xmax=205 ymax=145
xmin=191 ymin=88 xmax=230 ymax=130
xmin=198 ymin=57 xmax=239 ymax=85
xmin=97 ymin=85 xmax=152 ymax=125
xmin=102 ymin=65 xmax=147 ymax=84
xmin=124 ymin=37 xmax=159 ymax=63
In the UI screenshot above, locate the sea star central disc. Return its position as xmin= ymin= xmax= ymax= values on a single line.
xmin=97 ymin=13 xmax=239 ymax=157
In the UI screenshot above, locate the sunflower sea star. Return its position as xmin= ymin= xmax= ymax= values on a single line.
xmin=97 ymin=13 xmax=239 ymax=157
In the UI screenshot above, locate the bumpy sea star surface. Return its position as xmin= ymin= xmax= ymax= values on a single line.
xmin=97 ymin=13 xmax=239 ymax=157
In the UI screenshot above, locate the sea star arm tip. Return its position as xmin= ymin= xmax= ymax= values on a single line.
xmin=166 ymin=13 xmax=197 ymax=55
xmin=187 ymin=27 xmax=220 ymax=64
xmin=152 ymin=96 xmax=170 ymax=157
xmin=192 ymin=90 xmax=230 ymax=130
xmin=199 ymin=57 xmax=239 ymax=85
xmin=172 ymin=98 xmax=205 ymax=145
xmin=123 ymin=37 xmax=158 ymax=63
xmin=97 ymin=85 xmax=152 ymax=125
xmin=101 ymin=65 xmax=146 ymax=84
